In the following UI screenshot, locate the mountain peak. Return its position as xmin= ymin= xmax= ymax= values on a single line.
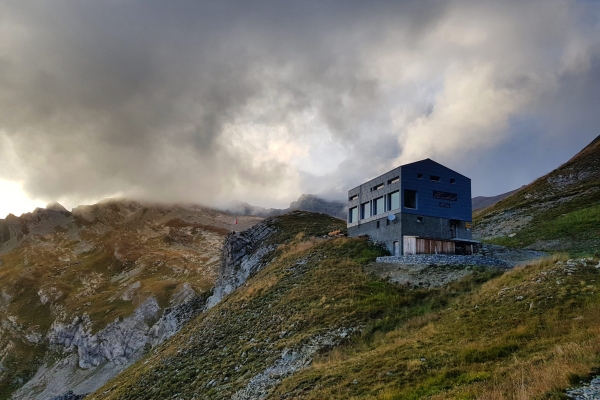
xmin=46 ymin=202 xmax=69 ymax=213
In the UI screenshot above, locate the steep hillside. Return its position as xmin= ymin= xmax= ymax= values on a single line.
xmin=228 ymin=194 xmax=347 ymax=221
xmin=474 ymin=134 xmax=600 ymax=254
xmin=472 ymin=186 xmax=524 ymax=211
xmin=90 ymin=212 xmax=600 ymax=399
xmin=0 ymin=200 xmax=262 ymax=399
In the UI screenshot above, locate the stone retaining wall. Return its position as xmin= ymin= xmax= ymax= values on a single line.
xmin=376 ymin=254 xmax=509 ymax=268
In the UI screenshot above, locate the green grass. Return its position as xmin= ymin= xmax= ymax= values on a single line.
xmin=270 ymin=255 xmax=600 ymax=399
xmin=82 ymin=212 xmax=600 ymax=400
xmin=486 ymin=202 xmax=600 ymax=253
xmin=89 ymin=217 xmax=503 ymax=400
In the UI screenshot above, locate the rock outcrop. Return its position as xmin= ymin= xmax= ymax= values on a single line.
xmin=12 ymin=286 xmax=208 ymax=399
xmin=205 ymin=221 xmax=278 ymax=309
xmin=48 ymin=297 xmax=160 ymax=369
xmin=232 ymin=328 xmax=355 ymax=400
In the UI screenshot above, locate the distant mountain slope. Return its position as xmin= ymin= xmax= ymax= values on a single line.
xmin=474 ymin=134 xmax=600 ymax=253
xmin=0 ymin=200 xmax=262 ymax=399
xmin=228 ymin=194 xmax=347 ymax=220
xmin=472 ymin=186 xmax=524 ymax=211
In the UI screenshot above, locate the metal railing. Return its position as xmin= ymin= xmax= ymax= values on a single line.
xmin=451 ymin=229 xmax=472 ymax=240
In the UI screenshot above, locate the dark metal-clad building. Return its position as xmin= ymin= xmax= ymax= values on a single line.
xmin=347 ymin=159 xmax=474 ymax=256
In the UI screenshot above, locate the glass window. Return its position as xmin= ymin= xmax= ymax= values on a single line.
xmin=387 ymin=190 xmax=400 ymax=210
xmin=348 ymin=207 xmax=358 ymax=223
xmin=360 ymin=202 xmax=371 ymax=219
xmin=404 ymin=189 xmax=418 ymax=209
xmin=373 ymin=197 xmax=384 ymax=215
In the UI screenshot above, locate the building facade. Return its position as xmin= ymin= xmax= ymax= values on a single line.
xmin=347 ymin=159 xmax=474 ymax=255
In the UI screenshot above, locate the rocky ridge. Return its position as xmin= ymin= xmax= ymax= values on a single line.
xmin=227 ymin=194 xmax=346 ymax=221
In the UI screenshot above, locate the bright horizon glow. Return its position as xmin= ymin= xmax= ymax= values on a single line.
xmin=0 ymin=179 xmax=46 ymax=219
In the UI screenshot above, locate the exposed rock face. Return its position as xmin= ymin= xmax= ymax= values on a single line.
xmin=13 ymin=286 xmax=207 ymax=400
xmin=232 ymin=328 xmax=355 ymax=400
xmin=205 ymin=221 xmax=278 ymax=309
xmin=48 ymin=297 xmax=160 ymax=369
xmin=147 ymin=285 xmax=207 ymax=347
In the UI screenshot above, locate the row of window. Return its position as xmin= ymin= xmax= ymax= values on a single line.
xmin=374 ymin=216 xmax=424 ymax=229
xmin=348 ymin=189 xmax=418 ymax=222
xmin=419 ymin=173 xmax=456 ymax=184
xmin=348 ymin=174 xmax=455 ymax=201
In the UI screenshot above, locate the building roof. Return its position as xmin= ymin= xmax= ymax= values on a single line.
xmin=399 ymin=158 xmax=470 ymax=180
xmin=349 ymin=158 xmax=469 ymax=191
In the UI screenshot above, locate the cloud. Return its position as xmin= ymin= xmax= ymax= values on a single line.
xmin=0 ymin=0 xmax=598 ymax=211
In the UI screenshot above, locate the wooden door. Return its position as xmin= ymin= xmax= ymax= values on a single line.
xmin=403 ymin=236 xmax=416 ymax=255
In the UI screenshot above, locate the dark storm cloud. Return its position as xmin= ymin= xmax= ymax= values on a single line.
xmin=0 ymin=0 xmax=598 ymax=209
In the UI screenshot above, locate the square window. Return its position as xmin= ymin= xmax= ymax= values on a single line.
xmin=417 ymin=173 xmax=423 ymax=179
xmin=388 ymin=177 xmax=399 ymax=184
xmin=430 ymin=175 xmax=440 ymax=182
xmin=450 ymin=178 xmax=456 ymax=184
xmin=417 ymin=217 xmax=423 ymax=223
xmin=404 ymin=189 xmax=418 ymax=209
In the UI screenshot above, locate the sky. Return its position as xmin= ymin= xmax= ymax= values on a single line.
xmin=1 ymin=0 xmax=599 ymax=218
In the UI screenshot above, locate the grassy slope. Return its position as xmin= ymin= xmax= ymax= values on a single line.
xmin=474 ymin=135 xmax=600 ymax=254
xmin=276 ymin=255 xmax=600 ymax=399
xmin=91 ymin=213 xmax=600 ymax=399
